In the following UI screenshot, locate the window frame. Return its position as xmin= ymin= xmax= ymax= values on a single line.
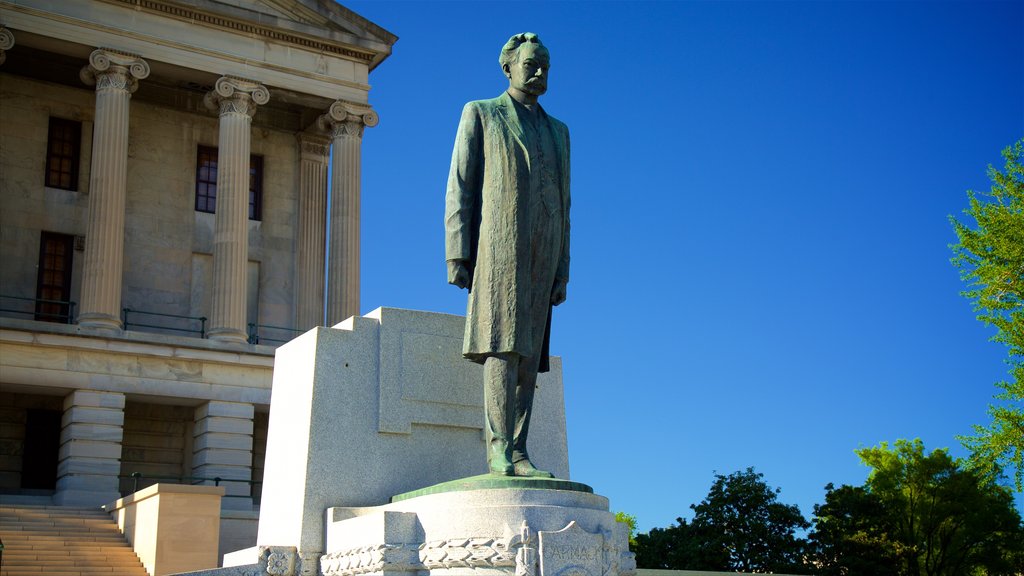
xmin=44 ymin=117 xmax=82 ymax=191
xmin=35 ymin=231 xmax=74 ymax=323
xmin=194 ymin=145 xmax=264 ymax=221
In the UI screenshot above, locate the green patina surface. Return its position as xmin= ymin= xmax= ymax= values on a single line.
xmin=391 ymin=474 xmax=593 ymax=502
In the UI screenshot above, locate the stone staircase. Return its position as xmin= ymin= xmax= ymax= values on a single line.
xmin=0 ymin=504 xmax=149 ymax=576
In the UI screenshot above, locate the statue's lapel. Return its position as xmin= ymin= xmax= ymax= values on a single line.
xmin=495 ymin=92 xmax=526 ymax=151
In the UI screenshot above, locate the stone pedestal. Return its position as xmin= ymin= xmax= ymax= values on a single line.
xmin=193 ymin=401 xmax=255 ymax=509
xmin=177 ymin=308 xmax=629 ymax=576
xmin=54 ymin=390 xmax=125 ymax=506
xmin=320 ymin=486 xmax=635 ymax=575
xmin=255 ymin=308 xmax=569 ymax=554
xmin=221 ymin=485 xmax=635 ymax=576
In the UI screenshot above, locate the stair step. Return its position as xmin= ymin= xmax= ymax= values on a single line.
xmin=0 ymin=504 xmax=149 ymax=576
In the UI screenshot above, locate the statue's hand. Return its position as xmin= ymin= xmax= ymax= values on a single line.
xmin=551 ymin=278 xmax=568 ymax=306
xmin=448 ymin=259 xmax=472 ymax=290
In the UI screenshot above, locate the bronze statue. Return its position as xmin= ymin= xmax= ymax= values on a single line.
xmin=445 ymin=33 xmax=570 ymax=477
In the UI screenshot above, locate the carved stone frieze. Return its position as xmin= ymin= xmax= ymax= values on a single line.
xmin=204 ymin=76 xmax=270 ymax=118
xmin=319 ymin=544 xmax=420 ymax=576
xmin=79 ymin=49 xmax=150 ymax=94
xmin=297 ymin=133 xmax=331 ymax=161
xmin=0 ymin=26 xmax=14 ymax=66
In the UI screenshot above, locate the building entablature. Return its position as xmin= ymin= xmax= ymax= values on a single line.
xmin=0 ymin=0 xmax=396 ymax=128
xmin=0 ymin=317 xmax=275 ymax=406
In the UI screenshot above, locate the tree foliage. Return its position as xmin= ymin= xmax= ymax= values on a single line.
xmin=809 ymin=483 xmax=902 ymax=576
xmin=634 ymin=468 xmax=811 ymax=573
xmin=614 ymin=511 xmax=638 ymax=548
xmin=811 ymin=439 xmax=1024 ymax=576
xmin=950 ymin=139 xmax=1024 ymax=491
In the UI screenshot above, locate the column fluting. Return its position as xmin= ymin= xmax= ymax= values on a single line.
xmin=77 ymin=49 xmax=149 ymax=330
xmin=295 ymin=134 xmax=330 ymax=330
xmin=204 ymin=76 xmax=269 ymax=343
xmin=320 ymin=101 xmax=377 ymax=325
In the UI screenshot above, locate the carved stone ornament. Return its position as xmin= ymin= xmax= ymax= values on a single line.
xmin=204 ymin=76 xmax=270 ymax=118
xmin=79 ymin=49 xmax=150 ymax=93
xmin=317 ymin=99 xmax=379 ymax=140
xmin=257 ymin=546 xmax=320 ymax=576
xmin=0 ymin=26 xmax=14 ymax=66
xmin=538 ymin=522 xmax=606 ymax=576
xmin=297 ymin=133 xmax=331 ymax=160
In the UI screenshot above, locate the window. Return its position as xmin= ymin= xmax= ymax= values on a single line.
xmin=45 ymin=118 xmax=81 ymax=191
xmin=195 ymin=146 xmax=263 ymax=221
xmin=35 ymin=232 xmax=74 ymax=323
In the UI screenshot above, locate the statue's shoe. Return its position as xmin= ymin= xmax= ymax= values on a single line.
xmin=488 ymin=443 xmax=514 ymax=476
xmin=513 ymin=458 xmax=554 ymax=478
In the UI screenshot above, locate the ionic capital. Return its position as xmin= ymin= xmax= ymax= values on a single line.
xmin=317 ymin=100 xmax=378 ymax=140
xmin=0 ymin=27 xmax=14 ymax=66
xmin=204 ymin=76 xmax=270 ymax=118
xmin=79 ymin=49 xmax=150 ymax=94
xmin=297 ymin=133 xmax=331 ymax=162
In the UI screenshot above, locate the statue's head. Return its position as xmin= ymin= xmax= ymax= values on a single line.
xmin=499 ymin=32 xmax=549 ymax=97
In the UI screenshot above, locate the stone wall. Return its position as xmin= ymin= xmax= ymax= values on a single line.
xmin=119 ymin=402 xmax=195 ymax=494
xmin=0 ymin=72 xmax=300 ymax=333
xmin=0 ymin=75 xmax=91 ymax=311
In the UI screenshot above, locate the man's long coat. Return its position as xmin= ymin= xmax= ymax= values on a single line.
xmin=445 ymin=92 xmax=571 ymax=371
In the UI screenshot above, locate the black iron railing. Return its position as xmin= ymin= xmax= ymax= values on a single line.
xmin=119 ymin=472 xmax=261 ymax=500
xmin=122 ymin=308 xmax=206 ymax=338
xmin=0 ymin=294 xmax=76 ymax=324
xmin=247 ymin=322 xmax=302 ymax=345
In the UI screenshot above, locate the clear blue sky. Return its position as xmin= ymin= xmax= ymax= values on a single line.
xmin=345 ymin=0 xmax=1024 ymax=532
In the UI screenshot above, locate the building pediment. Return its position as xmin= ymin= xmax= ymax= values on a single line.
xmin=102 ymin=0 xmax=397 ymax=70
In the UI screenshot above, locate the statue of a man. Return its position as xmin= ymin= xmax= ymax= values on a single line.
xmin=445 ymin=33 xmax=570 ymax=477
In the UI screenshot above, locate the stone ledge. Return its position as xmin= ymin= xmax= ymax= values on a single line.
xmin=104 ymin=482 xmax=226 ymax=512
xmin=391 ymin=474 xmax=593 ymax=503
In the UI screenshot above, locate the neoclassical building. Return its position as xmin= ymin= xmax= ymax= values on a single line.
xmin=0 ymin=0 xmax=395 ymax=551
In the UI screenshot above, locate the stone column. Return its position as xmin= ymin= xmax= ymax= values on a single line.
xmin=0 ymin=27 xmax=14 ymax=65
xmin=54 ymin=390 xmax=125 ymax=507
xmin=294 ymin=133 xmax=330 ymax=330
xmin=319 ymin=101 xmax=378 ymax=325
xmin=193 ymin=401 xmax=254 ymax=509
xmin=204 ymin=77 xmax=269 ymax=343
xmin=77 ymin=49 xmax=149 ymax=330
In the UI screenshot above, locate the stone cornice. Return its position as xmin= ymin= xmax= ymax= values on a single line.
xmin=104 ymin=0 xmax=379 ymax=65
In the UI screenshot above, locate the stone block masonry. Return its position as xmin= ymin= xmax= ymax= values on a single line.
xmin=54 ymin=389 xmax=125 ymax=506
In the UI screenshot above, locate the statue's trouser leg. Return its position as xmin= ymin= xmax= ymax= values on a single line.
xmin=511 ymin=355 xmax=554 ymax=478
xmin=484 ymin=353 xmax=517 ymax=475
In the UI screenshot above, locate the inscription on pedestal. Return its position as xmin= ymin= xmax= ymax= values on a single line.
xmin=538 ymin=521 xmax=604 ymax=576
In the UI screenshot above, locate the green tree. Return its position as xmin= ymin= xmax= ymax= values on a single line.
xmin=633 ymin=517 xmax=700 ymax=569
xmin=950 ymin=139 xmax=1024 ymax=491
xmin=614 ymin=511 xmax=638 ymax=548
xmin=634 ymin=468 xmax=811 ymax=573
xmin=809 ymin=483 xmax=905 ymax=576
xmin=817 ymin=439 xmax=1024 ymax=576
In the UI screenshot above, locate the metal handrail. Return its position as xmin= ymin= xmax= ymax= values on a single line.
xmin=247 ymin=322 xmax=302 ymax=345
xmin=119 ymin=472 xmax=260 ymax=498
xmin=122 ymin=308 xmax=207 ymax=338
xmin=0 ymin=294 xmax=76 ymax=324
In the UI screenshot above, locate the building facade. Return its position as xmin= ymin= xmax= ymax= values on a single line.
xmin=0 ymin=0 xmax=395 ymax=546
